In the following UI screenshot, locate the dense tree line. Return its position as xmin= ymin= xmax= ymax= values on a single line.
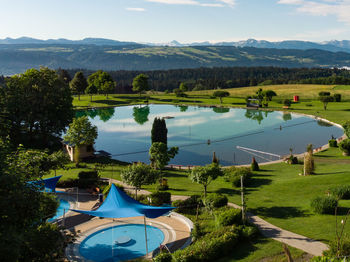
xmin=64 ymin=67 xmax=350 ymax=93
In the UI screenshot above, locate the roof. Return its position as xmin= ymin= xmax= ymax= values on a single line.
xmin=71 ymin=184 xmax=176 ymax=219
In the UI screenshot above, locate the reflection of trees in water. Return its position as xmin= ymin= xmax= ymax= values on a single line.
xmin=179 ymin=105 xmax=188 ymax=112
xmin=213 ymin=107 xmax=230 ymax=114
xmin=317 ymin=120 xmax=332 ymax=127
xmin=282 ymin=112 xmax=292 ymax=122
xmin=97 ymin=108 xmax=115 ymax=122
xmin=133 ymin=106 xmax=150 ymax=125
xmin=245 ymin=109 xmax=273 ymax=124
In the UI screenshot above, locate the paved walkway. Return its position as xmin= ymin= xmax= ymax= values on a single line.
xmin=109 ymin=178 xmax=328 ymax=256
xmin=227 ymin=203 xmax=328 ymax=256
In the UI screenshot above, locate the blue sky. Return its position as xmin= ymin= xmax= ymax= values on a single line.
xmin=1 ymin=0 xmax=350 ymax=43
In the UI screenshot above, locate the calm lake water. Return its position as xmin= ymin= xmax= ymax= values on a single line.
xmin=78 ymin=105 xmax=343 ymax=166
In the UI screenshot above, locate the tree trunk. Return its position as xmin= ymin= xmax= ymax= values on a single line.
xmin=204 ymin=185 xmax=207 ymax=198
xmin=78 ymin=93 xmax=80 ymax=101
xmin=135 ymin=188 xmax=138 ymax=200
xmin=90 ymin=95 xmax=93 ymax=102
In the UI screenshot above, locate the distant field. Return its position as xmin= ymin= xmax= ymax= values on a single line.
xmin=190 ymin=84 xmax=350 ymax=100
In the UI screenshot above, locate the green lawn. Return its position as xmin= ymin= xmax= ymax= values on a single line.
xmin=61 ymin=85 xmax=350 ymax=260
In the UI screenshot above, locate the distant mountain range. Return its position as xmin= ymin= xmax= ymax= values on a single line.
xmin=0 ymin=37 xmax=350 ymax=75
xmin=2 ymin=37 xmax=350 ymax=52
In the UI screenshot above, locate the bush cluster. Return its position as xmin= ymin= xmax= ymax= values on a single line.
xmin=215 ymin=208 xmax=242 ymax=227
xmin=326 ymin=236 xmax=350 ymax=257
xmin=205 ymin=193 xmax=228 ymax=208
xmin=334 ymin=93 xmax=341 ymax=102
xmin=329 ymin=185 xmax=350 ymax=200
xmin=339 ymin=139 xmax=350 ymax=156
xmin=153 ymin=252 xmax=172 ymax=262
xmin=225 ymin=167 xmax=253 ymax=187
xmin=329 ymin=139 xmax=338 ymax=147
xmin=172 ymin=226 xmax=240 ymax=262
xmin=310 ymin=196 xmax=338 ymax=214
xmin=172 ymin=195 xmax=202 ymax=214
xmin=56 ymin=178 xmax=79 ymax=188
xmin=150 ymin=191 xmax=171 ymax=206
xmin=78 ymin=170 xmax=100 ymax=188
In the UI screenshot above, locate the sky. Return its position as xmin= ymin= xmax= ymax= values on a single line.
xmin=1 ymin=0 xmax=350 ymax=43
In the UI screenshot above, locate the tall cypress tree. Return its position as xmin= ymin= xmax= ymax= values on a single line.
xmin=151 ymin=117 xmax=167 ymax=145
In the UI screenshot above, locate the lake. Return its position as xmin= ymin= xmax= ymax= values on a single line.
xmin=78 ymin=104 xmax=343 ymax=166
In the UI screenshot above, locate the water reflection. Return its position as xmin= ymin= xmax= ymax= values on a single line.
xmin=97 ymin=108 xmax=115 ymax=122
xmin=179 ymin=105 xmax=188 ymax=112
xmin=282 ymin=112 xmax=292 ymax=122
xmin=213 ymin=107 xmax=230 ymax=114
xmin=132 ymin=106 xmax=150 ymax=125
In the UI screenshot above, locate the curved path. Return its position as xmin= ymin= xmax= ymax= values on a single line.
xmin=108 ymin=178 xmax=328 ymax=257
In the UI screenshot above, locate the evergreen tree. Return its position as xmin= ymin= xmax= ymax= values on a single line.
xmin=70 ymin=71 xmax=88 ymax=100
xmin=151 ymin=117 xmax=168 ymax=145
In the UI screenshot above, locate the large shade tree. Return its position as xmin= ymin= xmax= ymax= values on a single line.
xmin=88 ymin=70 xmax=116 ymax=98
xmin=2 ymin=67 xmax=73 ymax=147
xmin=132 ymin=74 xmax=149 ymax=96
xmin=213 ymin=90 xmax=230 ymax=104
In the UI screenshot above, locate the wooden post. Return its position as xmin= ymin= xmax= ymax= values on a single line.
xmin=241 ymin=176 xmax=245 ymax=225
xmin=144 ymin=216 xmax=149 ymax=257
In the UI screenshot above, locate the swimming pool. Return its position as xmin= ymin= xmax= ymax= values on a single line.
xmin=79 ymin=224 xmax=165 ymax=262
xmin=79 ymin=105 xmax=343 ymax=165
xmin=48 ymin=198 xmax=70 ymax=222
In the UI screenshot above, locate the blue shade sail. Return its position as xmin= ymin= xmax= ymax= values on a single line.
xmin=28 ymin=175 xmax=62 ymax=192
xmin=71 ymin=184 xmax=175 ymax=219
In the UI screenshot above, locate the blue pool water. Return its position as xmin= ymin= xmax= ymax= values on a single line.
xmin=49 ymin=199 xmax=70 ymax=222
xmin=79 ymin=105 xmax=343 ymax=165
xmin=79 ymin=224 xmax=165 ymax=262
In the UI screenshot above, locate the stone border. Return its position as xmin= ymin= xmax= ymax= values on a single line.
xmin=170 ymin=212 xmax=193 ymax=250
xmin=65 ymin=215 xmax=183 ymax=261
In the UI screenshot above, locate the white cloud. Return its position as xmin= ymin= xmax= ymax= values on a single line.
xmin=278 ymin=0 xmax=350 ymax=25
xmin=145 ymin=0 xmax=235 ymax=8
xmin=126 ymin=7 xmax=146 ymax=12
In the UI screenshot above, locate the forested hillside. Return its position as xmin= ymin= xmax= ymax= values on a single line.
xmin=1 ymin=44 xmax=350 ymax=75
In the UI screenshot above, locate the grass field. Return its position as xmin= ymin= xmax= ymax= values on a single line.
xmin=64 ymin=84 xmax=350 ymax=260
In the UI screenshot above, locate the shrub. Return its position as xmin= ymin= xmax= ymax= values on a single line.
xmin=172 ymin=195 xmax=202 ymax=213
xmin=319 ymin=91 xmax=331 ymax=96
xmin=231 ymin=168 xmax=253 ymax=187
xmin=339 ymin=139 xmax=350 ymax=156
xmin=334 ymin=93 xmax=341 ymax=102
xmin=215 ymin=208 xmax=242 ymax=227
xmin=311 ymin=256 xmax=343 ymax=262
xmin=251 ymin=157 xmax=259 ymax=171
xmin=173 ymin=226 xmax=240 ymax=262
xmin=150 ymin=191 xmax=171 ymax=206
xmin=329 ymin=185 xmax=350 ymax=200
xmin=56 ymin=178 xmax=79 ymax=188
xmin=205 ymin=193 xmax=228 ymax=208
xmin=310 ymin=196 xmax=338 ymax=214
xmin=156 ymin=184 xmax=169 ymax=191
xmin=191 ymin=222 xmax=205 ymax=241
xmin=329 ymin=139 xmax=338 ymax=147
xmin=78 ymin=170 xmax=100 ymax=188
xmin=287 ymin=155 xmax=298 ymax=164
xmin=245 ymin=95 xmax=252 ymax=103
xmin=326 ymin=236 xmax=350 ymax=257
xmin=283 ymin=99 xmax=291 ymax=107
xmin=153 ymin=252 xmax=172 ymax=262
xmin=240 ymin=225 xmax=259 ymax=240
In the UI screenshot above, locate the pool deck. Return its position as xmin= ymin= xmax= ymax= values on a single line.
xmin=62 ymin=188 xmax=192 ymax=261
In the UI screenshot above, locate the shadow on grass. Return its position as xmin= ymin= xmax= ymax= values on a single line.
xmin=94 ymin=99 xmax=129 ymax=106
xmin=251 ymin=206 xmax=309 ymax=219
xmin=84 ymin=157 xmax=129 ymax=166
xmin=215 ymin=187 xmax=240 ymax=195
xmin=336 ymin=206 xmax=350 ymax=216
xmin=218 ymin=238 xmax=275 ymax=262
